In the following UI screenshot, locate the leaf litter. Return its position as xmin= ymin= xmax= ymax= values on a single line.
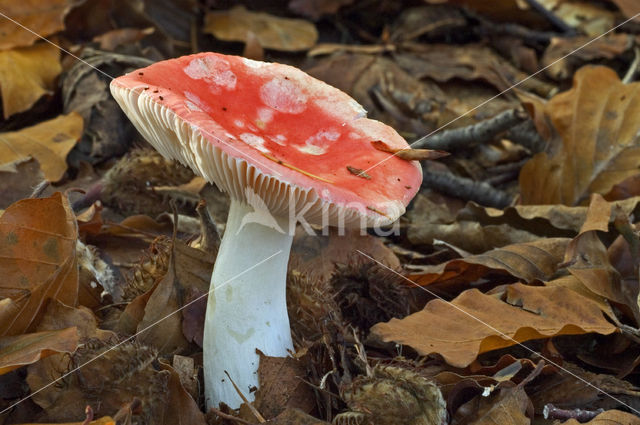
xmin=3 ymin=0 xmax=640 ymax=424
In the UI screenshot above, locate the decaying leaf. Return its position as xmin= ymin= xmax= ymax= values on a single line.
xmin=371 ymin=140 xmax=449 ymax=161
xmin=520 ymin=66 xmax=640 ymax=206
xmin=288 ymin=0 xmax=354 ymax=20
xmin=0 ymin=113 xmax=83 ymax=182
xmin=0 ymin=327 xmax=78 ymax=375
xmin=0 ymin=192 xmax=78 ymax=336
xmin=204 ymin=6 xmax=318 ymax=51
xmin=373 ymin=283 xmax=617 ymax=368
xmin=0 ymin=43 xmax=62 ymax=118
xmin=409 ymin=238 xmax=569 ymax=286
xmin=0 ymin=0 xmax=71 ymax=50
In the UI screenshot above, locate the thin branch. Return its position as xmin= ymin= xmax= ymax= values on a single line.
xmin=413 ymin=109 xmax=527 ymax=151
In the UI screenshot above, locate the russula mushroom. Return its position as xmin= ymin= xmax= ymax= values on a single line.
xmin=110 ymin=52 xmax=422 ymax=408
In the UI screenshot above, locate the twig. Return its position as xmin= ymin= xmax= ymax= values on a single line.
xmin=543 ymin=403 xmax=604 ymax=422
xmin=422 ymin=164 xmax=513 ymax=208
xmin=477 ymin=21 xmax=560 ymax=44
xmin=209 ymin=407 xmax=253 ymax=424
xmin=224 ymin=371 xmax=266 ymax=423
xmin=522 ymin=0 xmax=577 ymax=34
xmin=412 ymin=109 xmax=527 ymax=151
xmin=196 ymin=199 xmax=221 ymax=255
xmin=29 ymin=180 xmax=49 ymax=198
xmin=623 ymin=46 xmax=640 ymax=84
xmin=506 ymin=120 xmax=547 ymax=153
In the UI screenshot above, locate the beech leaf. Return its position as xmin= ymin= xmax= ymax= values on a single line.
xmin=372 ymin=283 xmax=616 ymax=368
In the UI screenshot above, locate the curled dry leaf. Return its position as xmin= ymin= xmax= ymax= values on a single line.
xmin=371 ymin=140 xmax=449 ymax=161
xmin=409 ymin=238 xmax=569 ymax=286
xmin=0 ymin=43 xmax=62 ymax=118
xmin=204 ymin=6 xmax=318 ymax=52
xmin=372 ymin=283 xmax=617 ymax=368
xmin=520 ymin=66 xmax=640 ymax=206
xmin=0 ymin=327 xmax=78 ymax=375
xmin=0 ymin=0 xmax=71 ymax=50
xmin=0 ymin=192 xmax=78 ymax=336
xmin=0 ymin=113 xmax=83 ymax=182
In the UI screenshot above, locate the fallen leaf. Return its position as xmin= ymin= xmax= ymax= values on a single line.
xmin=0 ymin=192 xmax=78 ymax=336
xmin=288 ymin=0 xmax=354 ymax=20
xmin=136 ymin=239 xmax=214 ymax=355
xmin=254 ymin=352 xmax=315 ymax=419
xmin=0 ymin=159 xmax=45 ymax=209
xmin=204 ymin=6 xmax=318 ymax=51
xmin=0 ymin=113 xmax=83 ymax=182
xmin=520 ymin=66 xmax=640 ymax=206
xmin=560 ymin=409 xmax=640 ymax=424
xmin=290 ymin=227 xmax=400 ymax=282
xmin=371 ymin=140 xmax=449 ymax=161
xmin=0 ymin=0 xmax=71 ymax=49
xmin=0 ymin=43 xmax=62 ymax=118
xmin=0 ymin=327 xmax=78 ymax=375
xmin=409 ymin=238 xmax=569 ymax=286
xmin=266 ymin=408 xmax=331 ymax=425
xmin=609 ymin=0 xmax=640 ymax=22
xmin=159 ymin=361 xmax=207 ymax=425
xmin=537 ymin=0 xmax=615 ymax=36
xmin=372 ymin=283 xmax=616 ymax=368
xmin=460 ymin=386 xmax=531 ymax=425
xmin=542 ymin=34 xmax=633 ymax=81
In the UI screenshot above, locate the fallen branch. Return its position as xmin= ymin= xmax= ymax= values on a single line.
xmin=413 ymin=109 xmax=526 ymax=151
xmin=543 ymin=404 xmax=604 ymax=422
xmin=506 ymin=120 xmax=547 ymax=153
xmin=422 ymin=164 xmax=513 ymax=208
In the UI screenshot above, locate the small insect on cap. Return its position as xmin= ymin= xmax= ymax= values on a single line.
xmin=110 ymin=52 xmax=422 ymax=226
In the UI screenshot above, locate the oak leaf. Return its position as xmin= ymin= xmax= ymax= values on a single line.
xmin=0 ymin=327 xmax=78 ymax=375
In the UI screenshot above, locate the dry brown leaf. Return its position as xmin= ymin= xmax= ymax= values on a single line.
xmin=610 ymin=0 xmax=640 ymax=21
xmin=560 ymin=409 xmax=640 ymax=424
xmin=14 ymin=417 xmax=115 ymax=425
xmin=372 ymin=283 xmax=616 ymax=368
xmin=0 ymin=192 xmax=78 ymax=336
xmin=538 ymin=0 xmax=615 ymax=36
xmin=463 ymin=386 xmax=531 ymax=425
xmin=204 ymin=6 xmax=318 ymax=52
xmin=520 ymin=66 xmax=640 ymax=206
xmin=0 ymin=327 xmax=78 ymax=375
xmin=0 ymin=43 xmax=62 ymax=118
xmin=458 ymin=197 xmax=640 ymax=236
xmin=254 ymin=352 xmax=315 ymax=419
xmin=0 ymin=113 xmax=83 ymax=182
xmin=159 ymin=361 xmax=207 ymax=425
xmin=290 ymin=227 xmax=400 ymax=282
xmin=0 ymin=0 xmax=71 ymax=49
xmin=409 ymin=238 xmax=569 ymax=286
xmin=136 ymin=240 xmax=214 ymax=354
xmin=288 ymin=0 xmax=354 ymax=20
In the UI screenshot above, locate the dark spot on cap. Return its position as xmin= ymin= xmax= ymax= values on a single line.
xmin=405 ymin=185 xmax=412 ymax=189
xmin=222 ymin=107 xmax=227 ymax=111
xmin=143 ymin=87 xmax=149 ymax=90
xmin=153 ymin=89 xmax=159 ymax=93
xmin=284 ymin=76 xmax=289 ymax=80
xmin=159 ymin=96 xmax=164 ymax=100
xmin=138 ymin=72 xmax=144 ymax=76
xmin=397 ymin=178 xmax=401 ymax=181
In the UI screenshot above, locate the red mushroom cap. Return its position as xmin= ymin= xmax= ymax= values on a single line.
xmin=110 ymin=52 xmax=422 ymax=226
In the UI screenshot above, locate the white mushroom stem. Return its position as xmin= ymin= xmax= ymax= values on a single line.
xmin=204 ymin=199 xmax=294 ymax=409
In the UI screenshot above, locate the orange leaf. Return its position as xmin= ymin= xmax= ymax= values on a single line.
xmin=0 ymin=327 xmax=78 ymax=375
xmin=520 ymin=66 xmax=640 ymax=206
xmin=372 ymin=283 xmax=616 ymax=368
xmin=0 ymin=192 xmax=78 ymax=336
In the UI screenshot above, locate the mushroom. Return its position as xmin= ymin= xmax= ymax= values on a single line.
xmin=110 ymin=52 xmax=422 ymax=408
